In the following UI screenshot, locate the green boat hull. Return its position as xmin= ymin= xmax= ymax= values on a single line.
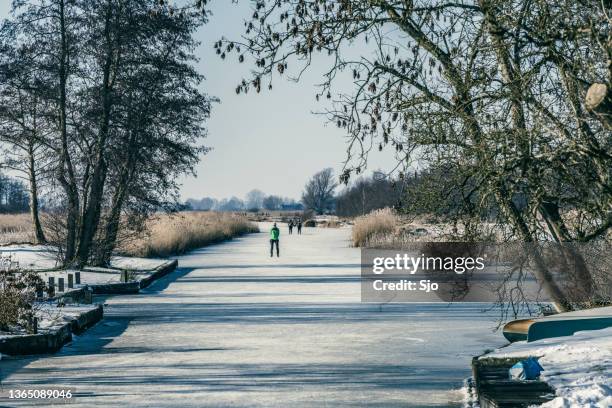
xmin=503 ymin=307 xmax=612 ymax=343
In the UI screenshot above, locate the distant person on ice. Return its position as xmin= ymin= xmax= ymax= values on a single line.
xmin=288 ymin=220 xmax=294 ymax=234
xmin=297 ymin=220 xmax=302 ymax=235
xmin=270 ymin=223 xmax=280 ymax=257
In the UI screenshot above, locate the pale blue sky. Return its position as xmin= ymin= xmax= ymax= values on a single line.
xmin=1 ymin=1 xmax=395 ymax=201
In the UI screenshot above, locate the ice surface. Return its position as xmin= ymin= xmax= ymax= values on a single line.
xmin=1 ymin=224 xmax=508 ymax=407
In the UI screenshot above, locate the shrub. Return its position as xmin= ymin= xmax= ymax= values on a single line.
xmin=0 ymin=256 xmax=45 ymax=334
xmin=351 ymin=208 xmax=398 ymax=247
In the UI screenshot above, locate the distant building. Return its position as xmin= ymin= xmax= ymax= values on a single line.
xmin=281 ymin=202 xmax=304 ymax=211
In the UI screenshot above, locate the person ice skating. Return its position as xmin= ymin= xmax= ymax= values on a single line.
xmin=270 ymin=223 xmax=280 ymax=257
xmin=297 ymin=220 xmax=302 ymax=235
xmin=288 ymin=220 xmax=294 ymax=235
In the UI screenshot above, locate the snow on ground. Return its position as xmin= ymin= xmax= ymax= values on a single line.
xmin=110 ymin=256 xmax=168 ymax=271
xmin=0 ymin=244 xmax=168 ymax=272
xmin=0 ymin=244 xmax=59 ymax=270
xmin=45 ymin=263 xmax=169 ymax=287
xmin=37 ymin=269 xmax=122 ymax=288
xmin=1 ymin=245 xmax=171 ymax=299
xmin=0 ymin=304 xmax=99 ymax=339
xmin=33 ymin=304 xmax=99 ymax=334
xmin=484 ymin=327 xmax=612 ymax=407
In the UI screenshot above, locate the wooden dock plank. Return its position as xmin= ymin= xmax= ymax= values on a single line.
xmin=472 ymin=357 xmax=555 ymax=407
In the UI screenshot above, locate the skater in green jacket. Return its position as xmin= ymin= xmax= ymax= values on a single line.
xmin=270 ymin=223 xmax=280 ymax=257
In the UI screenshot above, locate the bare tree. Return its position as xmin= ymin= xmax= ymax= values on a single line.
xmin=262 ymin=195 xmax=284 ymax=211
xmin=245 ymin=189 xmax=266 ymax=210
xmin=302 ymin=168 xmax=337 ymax=214
xmin=3 ymin=0 xmax=212 ymax=266
xmin=336 ymin=171 xmax=404 ymax=217
xmin=0 ymin=173 xmax=29 ymax=214
xmin=0 ymin=45 xmax=54 ymax=243
xmin=3 ymin=0 xmax=83 ymax=261
xmin=93 ymin=4 xmax=211 ymax=265
xmin=219 ymin=0 xmax=611 ymax=312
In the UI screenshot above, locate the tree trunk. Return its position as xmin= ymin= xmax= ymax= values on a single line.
xmin=76 ymin=154 xmax=107 ymax=266
xmin=97 ymin=128 xmax=138 ymax=266
xmin=557 ymin=64 xmax=610 ymax=191
xmin=98 ymin=175 xmax=129 ymax=266
xmin=495 ymin=188 xmax=573 ymax=312
xmin=56 ymin=0 xmax=79 ymax=265
xmin=75 ymin=0 xmax=117 ymax=267
xmin=481 ymin=4 xmax=579 ymax=312
xmin=27 ymin=141 xmax=46 ymax=244
xmin=539 ymin=201 xmax=596 ymax=305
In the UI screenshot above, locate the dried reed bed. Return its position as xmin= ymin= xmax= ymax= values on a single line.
xmin=122 ymin=211 xmax=259 ymax=258
xmin=353 ymin=215 xmax=505 ymax=248
xmin=0 ymin=213 xmax=33 ymax=244
xmin=351 ymin=208 xmax=399 ymax=247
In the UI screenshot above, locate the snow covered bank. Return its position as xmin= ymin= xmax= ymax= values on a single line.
xmin=0 ymin=304 xmax=100 ymax=338
xmin=0 ymin=244 xmax=59 ymax=269
xmin=482 ymin=327 xmax=612 ymax=407
xmin=1 ymin=244 xmax=175 ymax=294
xmin=0 ymin=244 xmax=168 ymax=272
xmin=0 ymin=304 xmax=103 ymax=355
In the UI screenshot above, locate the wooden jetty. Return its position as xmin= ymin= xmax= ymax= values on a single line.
xmin=471 ymin=356 xmax=555 ymax=407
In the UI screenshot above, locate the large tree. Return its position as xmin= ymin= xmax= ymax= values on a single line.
xmin=2 ymin=0 xmax=212 ymax=266
xmin=2 ymin=0 xmax=83 ymax=258
xmin=302 ymin=168 xmax=338 ymax=214
xmin=0 ymin=43 xmax=54 ymax=243
xmin=81 ymin=1 xmax=212 ymax=265
xmin=336 ymin=171 xmax=404 ymax=217
xmin=245 ymin=189 xmax=266 ymax=210
xmin=0 ymin=173 xmax=29 ymax=214
xmin=262 ymin=194 xmax=284 ymax=211
xmin=219 ymin=0 xmax=611 ymax=311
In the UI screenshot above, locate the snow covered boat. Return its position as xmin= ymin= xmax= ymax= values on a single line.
xmin=502 ymin=318 xmax=536 ymax=342
xmin=503 ymin=306 xmax=612 ymax=343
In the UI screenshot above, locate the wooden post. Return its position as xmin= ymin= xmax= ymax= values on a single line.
xmin=84 ymin=287 xmax=93 ymax=304
xmin=47 ymin=277 xmax=55 ymax=297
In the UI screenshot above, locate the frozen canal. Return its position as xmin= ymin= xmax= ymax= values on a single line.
xmin=1 ymin=224 xmax=506 ymax=407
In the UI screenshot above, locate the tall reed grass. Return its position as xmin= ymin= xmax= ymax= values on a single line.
xmin=351 ymin=208 xmax=398 ymax=247
xmin=123 ymin=211 xmax=259 ymax=258
xmin=0 ymin=214 xmax=33 ymax=244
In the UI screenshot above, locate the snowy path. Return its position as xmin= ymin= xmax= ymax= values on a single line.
xmin=1 ymin=224 xmax=505 ymax=407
